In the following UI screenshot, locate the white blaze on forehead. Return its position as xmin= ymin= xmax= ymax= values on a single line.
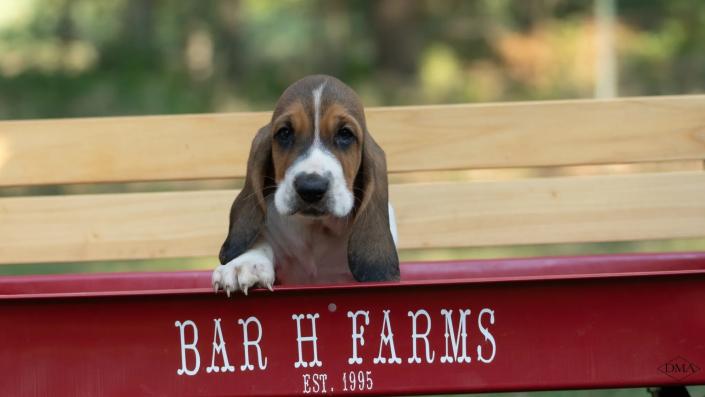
xmin=312 ymin=81 xmax=327 ymax=142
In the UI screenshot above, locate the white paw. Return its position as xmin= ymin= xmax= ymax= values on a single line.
xmin=212 ymin=253 xmax=275 ymax=296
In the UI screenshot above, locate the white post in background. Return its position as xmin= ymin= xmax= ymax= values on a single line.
xmin=595 ymin=0 xmax=617 ymax=98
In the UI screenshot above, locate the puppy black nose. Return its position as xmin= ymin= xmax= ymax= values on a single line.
xmin=294 ymin=173 xmax=329 ymax=203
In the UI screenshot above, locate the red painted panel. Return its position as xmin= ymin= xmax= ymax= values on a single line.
xmin=1 ymin=253 xmax=704 ymax=396
xmin=1 ymin=252 xmax=703 ymax=296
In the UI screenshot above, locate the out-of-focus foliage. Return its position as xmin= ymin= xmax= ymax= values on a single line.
xmin=0 ymin=0 xmax=703 ymax=120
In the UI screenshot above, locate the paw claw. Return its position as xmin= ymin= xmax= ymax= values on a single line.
xmin=238 ymin=278 xmax=251 ymax=295
xmin=212 ymin=252 xmax=274 ymax=297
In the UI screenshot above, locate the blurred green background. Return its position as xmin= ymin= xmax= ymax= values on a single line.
xmin=0 ymin=0 xmax=704 ymax=119
xmin=1 ymin=1 xmax=704 ymax=396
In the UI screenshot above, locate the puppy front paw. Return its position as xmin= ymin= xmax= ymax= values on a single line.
xmin=212 ymin=252 xmax=275 ymax=296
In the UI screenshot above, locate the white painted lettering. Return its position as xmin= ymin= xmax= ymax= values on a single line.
xmin=175 ymin=320 xmax=200 ymax=376
xmin=303 ymin=374 xmax=311 ymax=393
xmin=477 ymin=308 xmax=496 ymax=363
xmin=373 ymin=310 xmax=401 ymax=364
xmin=293 ymin=313 xmax=323 ymax=368
xmin=206 ymin=318 xmax=235 ymax=373
xmin=440 ymin=309 xmax=472 ymax=363
xmin=407 ymin=309 xmax=435 ymax=363
xmin=347 ymin=310 xmax=369 ymax=365
xmin=239 ymin=316 xmax=268 ymax=371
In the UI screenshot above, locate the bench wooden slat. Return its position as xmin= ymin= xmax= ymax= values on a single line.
xmin=395 ymin=171 xmax=705 ymax=250
xmin=1 ymin=95 xmax=704 ymax=187
xmin=1 ymin=171 xmax=703 ymax=264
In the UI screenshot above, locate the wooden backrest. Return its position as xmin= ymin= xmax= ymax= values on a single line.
xmin=1 ymin=95 xmax=704 ymax=264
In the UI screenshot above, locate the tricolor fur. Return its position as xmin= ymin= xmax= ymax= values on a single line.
xmin=213 ymin=75 xmax=399 ymax=295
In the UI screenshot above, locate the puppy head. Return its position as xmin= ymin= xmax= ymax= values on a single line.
xmin=271 ymin=75 xmax=364 ymax=218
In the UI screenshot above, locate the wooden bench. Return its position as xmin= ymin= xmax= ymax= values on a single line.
xmin=1 ymin=95 xmax=704 ymax=396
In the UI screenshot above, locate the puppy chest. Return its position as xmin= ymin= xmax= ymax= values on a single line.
xmin=264 ymin=212 xmax=354 ymax=284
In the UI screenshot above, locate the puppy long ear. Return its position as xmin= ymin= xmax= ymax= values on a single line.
xmin=219 ymin=125 xmax=274 ymax=265
xmin=347 ymin=133 xmax=400 ymax=281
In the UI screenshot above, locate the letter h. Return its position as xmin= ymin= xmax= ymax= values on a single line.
xmin=292 ymin=313 xmax=323 ymax=368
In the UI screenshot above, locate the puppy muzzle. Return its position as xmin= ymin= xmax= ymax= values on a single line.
xmin=291 ymin=172 xmax=330 ymax=216
xmin=274 ymin=146 xmax=354 ymax=218
xmin=294 ymin=173 xmax=330 ymax=204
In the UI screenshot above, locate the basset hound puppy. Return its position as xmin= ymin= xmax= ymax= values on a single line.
xmin=212 ymin=75 xmax=399 ymax=296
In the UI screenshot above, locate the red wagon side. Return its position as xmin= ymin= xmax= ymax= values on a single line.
xmin=2 ymin=253 xmax=703 ymax=396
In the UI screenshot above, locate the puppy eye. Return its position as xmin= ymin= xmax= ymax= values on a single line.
xmin=274 ymin=126 xmax=294 ymax=148
xmin=334 ymin=127 xmax=356 ymax=149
